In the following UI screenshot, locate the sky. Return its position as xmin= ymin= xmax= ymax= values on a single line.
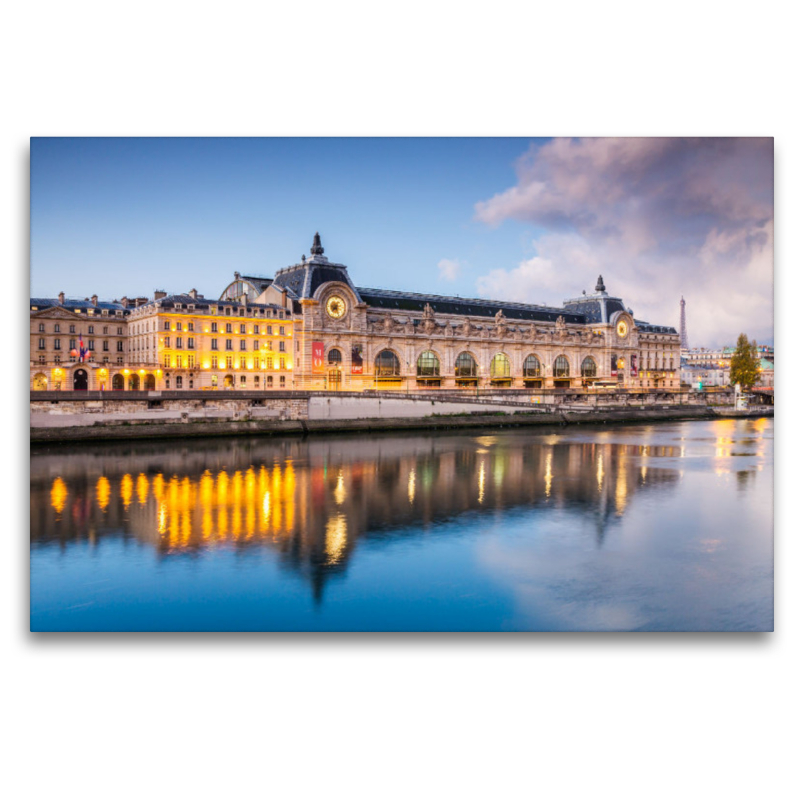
xmin=30 ymin=137 xmax=773 ymax=348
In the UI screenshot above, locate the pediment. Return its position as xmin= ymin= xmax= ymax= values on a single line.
xmin=30 ymin=306 xmax=84 ymax=320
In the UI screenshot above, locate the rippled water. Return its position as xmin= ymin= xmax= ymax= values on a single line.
xmin=30 ymin=418 xmax=773 ymax=631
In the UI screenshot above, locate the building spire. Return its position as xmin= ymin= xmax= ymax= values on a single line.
xmin=680 ymin=296 xmax=689 ymax=349
xmin=595 ymin=275 xmax=606 ymax=293
xmin=310 ymin=231 xmax=324 ymax=257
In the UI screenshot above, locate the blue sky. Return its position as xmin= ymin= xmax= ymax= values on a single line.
xmin=30 ymin=137 xmax=773 ymax=347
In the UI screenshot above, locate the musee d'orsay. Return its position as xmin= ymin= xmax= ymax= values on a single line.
xmin=30 ymin=233 xmax=680 ymax=393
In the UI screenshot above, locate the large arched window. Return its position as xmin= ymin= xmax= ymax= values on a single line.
xmin=523 ymin=354 xmax=541 ymax=377
xmin=328 ymin=348 xmax=342 ymax=364
xmin=416 ymin=351 xmax=440 ymax=377
xmin=375 ymin=350 xmax=401 ymax=377
xmin=554 ymin=356 xmax=570 ymax=378
xmin=581 ymin=356 xmax=597 ymax=378
xmin=490 ymin=353 xmax=511 ymax=379
xmin=112 ymin=374 xmax=124 ymax=391
xmin=455 ymin=352 xmax=478 ymax=377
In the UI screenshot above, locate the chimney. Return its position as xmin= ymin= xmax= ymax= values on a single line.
xmin=120 ymin=296 xmax=129 ymax=308
xmin=154 ymin=290 xmax=167 ymax=301
xmin=58 ymin=291 xmax=65 ymax=305
xmin=189 ymin=288 xmax=198 ymax=299
xmin=91 ymin=294 xmax=98 ymax=306
xmin=281 ymin=288 xmax=287 ymax=309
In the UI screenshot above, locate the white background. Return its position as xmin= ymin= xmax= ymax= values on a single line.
xmin=4 ymin=2 xmax=795 ymax=798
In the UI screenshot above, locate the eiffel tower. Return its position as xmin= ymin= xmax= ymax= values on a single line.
xmin=680 ymin=296 xmax=689 ymax=350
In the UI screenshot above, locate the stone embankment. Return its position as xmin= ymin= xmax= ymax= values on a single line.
xmin=30 ymin=389 xmax=770 ymax=443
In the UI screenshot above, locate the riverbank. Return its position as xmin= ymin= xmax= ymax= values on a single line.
xmin=29 ymin=405 xmax=772 ymax=444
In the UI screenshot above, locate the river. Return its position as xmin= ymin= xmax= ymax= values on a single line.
xmin=30 ymin=418 xmax=773 ymax=631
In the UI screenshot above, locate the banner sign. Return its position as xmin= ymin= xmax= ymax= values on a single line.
xmin=351 ymin=345 xmax=363 ymax=375
xmin=611 ymin=354 xmax=618 ymax=377
xmin=630 ymin=355 xmax=638 ymax=377
xmin=312 ymin=341 xmax=324 ymax=373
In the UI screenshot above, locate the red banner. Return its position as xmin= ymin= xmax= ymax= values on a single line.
xmin=312 ymin=341 xmax=324 ymax=373
xmin=351 ymin=345 xmax=363 ymax=375
xmin=630 ymin=355 xmax=638 ymax=377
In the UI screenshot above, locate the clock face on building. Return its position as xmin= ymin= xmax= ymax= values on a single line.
xmin=326 ymin=295 xmax=346 ymax=319
xmin=616 ymin=319 xmax=628 ymax=339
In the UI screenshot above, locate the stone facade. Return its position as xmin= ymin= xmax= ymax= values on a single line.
xmin=30 ymin=234 xmax=682 ymax=392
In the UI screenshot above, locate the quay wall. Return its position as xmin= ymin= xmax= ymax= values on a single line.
xmin=29 ymin=388 xmax=769 ymax=443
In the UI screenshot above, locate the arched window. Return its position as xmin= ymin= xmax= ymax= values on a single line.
xmin=129 ymin=374 xmax=140 ymax=391
xmin=223 ymin=374 xmax=234 ymax=388
xmin=523 ymin=354 xmax=541 ymax=377
xmin=581 ymin=356 xmax=597 ymax=378
xmin=144 ymin=374 xmax=156 ymax=390
xmin=112 ymin=374 xmax=124 ymax=391
xmin=416 ymin=351 xmax=440 ymax=377
xmin=554 ymin=356 xmax=570 ymax=377
xmin=455 ymin=352 xmax=478 ymax=377
xmin=327 ymin=348 xmax=342 ymax=364
xmin=32 ymin=373 xmax=47 ymax=391
xmin=375 ymin=350 xmax=401 ymax=377
xmin=490 ymin=353 xmax=511 ymax=379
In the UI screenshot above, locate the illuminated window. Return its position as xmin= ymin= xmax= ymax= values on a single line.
xmin=581 ymin=357 xmax=597 ymax=378
xmin=328 ymin=348 xmax=342 ymax=364
xmin=164 ymin=321 xmax=170 ymax=330
xmin=554 ymin=355 xmax=570 ymax=377
xmin=280 ymin=357 xmax=286 ymax=370
xmin=490 ymin=353 xmax=511 ymax=379
xmin=240 ymin=324 xmax=246 ymax=334
xmin=455 ymin=352 xmax=478 ymax=377
xmin=416 ymin=350 xmax=440 ymax=377
xmin=164 ymin=354 xmax=171 ymax=367
xmin=212 ymin=355 xmax=218 ymax=368
xmin=226 ymin=356 xmax=233 ymax=368
xmin=211 ymin=322 xmax=218 ymax=333
xmin=211 ymin=375 xmax=218 ymax=387
xmin=523 ymin=354 xmax=541 ymax=377
xmin=375 ymin=350 xmax=401 ymax=377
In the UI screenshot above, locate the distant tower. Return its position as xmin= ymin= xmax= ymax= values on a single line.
xmin=680 ymin=296 xmax=689 ymax=350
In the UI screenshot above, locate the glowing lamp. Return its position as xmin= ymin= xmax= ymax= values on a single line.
xmin=123 ymin=369 xmax=130 ymax=374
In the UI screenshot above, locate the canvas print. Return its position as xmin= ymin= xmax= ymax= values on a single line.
xmin=29 ymin=137 xmax=774 ymax=631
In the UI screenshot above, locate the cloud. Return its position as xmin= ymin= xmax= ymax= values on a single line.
xmin=474 ymin=138 xmax=773 ymax=347
xmin=437 ymin=257 xmax=462 ymax=282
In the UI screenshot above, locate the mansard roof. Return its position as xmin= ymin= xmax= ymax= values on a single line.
xmin=357 ymin=287 xmax=586 ymax=324
xmin=30 ymin=298 xmax=129 ymax=313
xmin=136 ymin=293 xmax=290 ymax=314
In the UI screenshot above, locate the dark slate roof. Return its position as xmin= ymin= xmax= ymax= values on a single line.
xmin=140 ymin=293 xmax=289 ymax=314
xmin=239 ymin=275 xmax=274 ymax=294
xmin=562 ymin=298 xmax=604 ymax=323
xmin=357 ymin=287 xmax=586 ymax=324
xmin=30 ymin=298 xmax=128 ymax=312
xmin=634 ymin=320 xmax=678 ymax=334
xmin=272 ymin=258 xmax=360 ymax=302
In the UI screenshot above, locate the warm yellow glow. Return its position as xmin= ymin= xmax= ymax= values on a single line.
xmin=615 ymin=450 xmax=628 ymax=514
xmin=50 ymin=478 xmax=68 ymax=514
xmin=334 ymin=471 xmax=346 ymax=505
xmin=478 ymin=460 xmax=486 ymax=504
xmin=597 ymin=453 xmax=604 ymax=490
xmin=408 ymin=468 xmax=416 ymax=504
xmin=139 ymin=369 xmax=145 ymax=375
xmin=120 ymin=474 xmax=133 ymax=508
xmin=325 ymin=513 xmax=348 ymax=564
xmin=95 ymin=476 xmax=110 ymax=510
xmin=202 ymin=362 xmax=211 ymax=369
xmin=544 ymin=451 xmax=553 ymax=498
xmin=136 ymin=473 xmax=149 ymax=505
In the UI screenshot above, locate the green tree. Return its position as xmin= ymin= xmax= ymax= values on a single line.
xmin=729 ymin=333 xmax=759 ymax=388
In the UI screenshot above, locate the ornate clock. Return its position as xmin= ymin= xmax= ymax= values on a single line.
xmin=616 ymin=319 xmax=628 ymax=339
xmin=326 ymin=295 xmax=346 ymax=320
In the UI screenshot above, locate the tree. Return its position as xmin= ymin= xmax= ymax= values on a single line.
xmin=729 ymin=333 xmax=759 ymax=388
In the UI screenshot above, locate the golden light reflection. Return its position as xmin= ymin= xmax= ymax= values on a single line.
xmin=50 ymin=478 xmax=67 ymax=514
xmin=334 ymin=470 xmax=346 ymax=505
xmin=120 ymin=474 xmax=133 ymax=509
xmin=615 ymin=450 xmax=628 ymax=515
xmin=325 ymin=513 xmax=348 ymax=564
xmin=596 ymin=453 xmax=604 ymax=491
xmin=408 ymin=468 xmax=416 ymax=504
xmin=136 ymin=473 xmax=149 ymax=505
xmin=95 ymin=476 xmax=110 ymax=511
xmin=544 ymin=452 xmax=552 ymax=498
xmin=478 ymin=461 xmax=486 ymax=504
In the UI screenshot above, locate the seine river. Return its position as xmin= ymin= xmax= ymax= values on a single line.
xmin=30 ymin=418 xmax=773 ymax=632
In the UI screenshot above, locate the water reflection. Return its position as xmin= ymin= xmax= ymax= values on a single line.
xmin=30 ymin=418 xmax=773 ymax=629
xmin=31 ymin=428 xmax=689 ymax=595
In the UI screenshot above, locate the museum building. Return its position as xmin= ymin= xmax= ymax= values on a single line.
xmin=30 ymin=233 xmax=681 ymax=392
